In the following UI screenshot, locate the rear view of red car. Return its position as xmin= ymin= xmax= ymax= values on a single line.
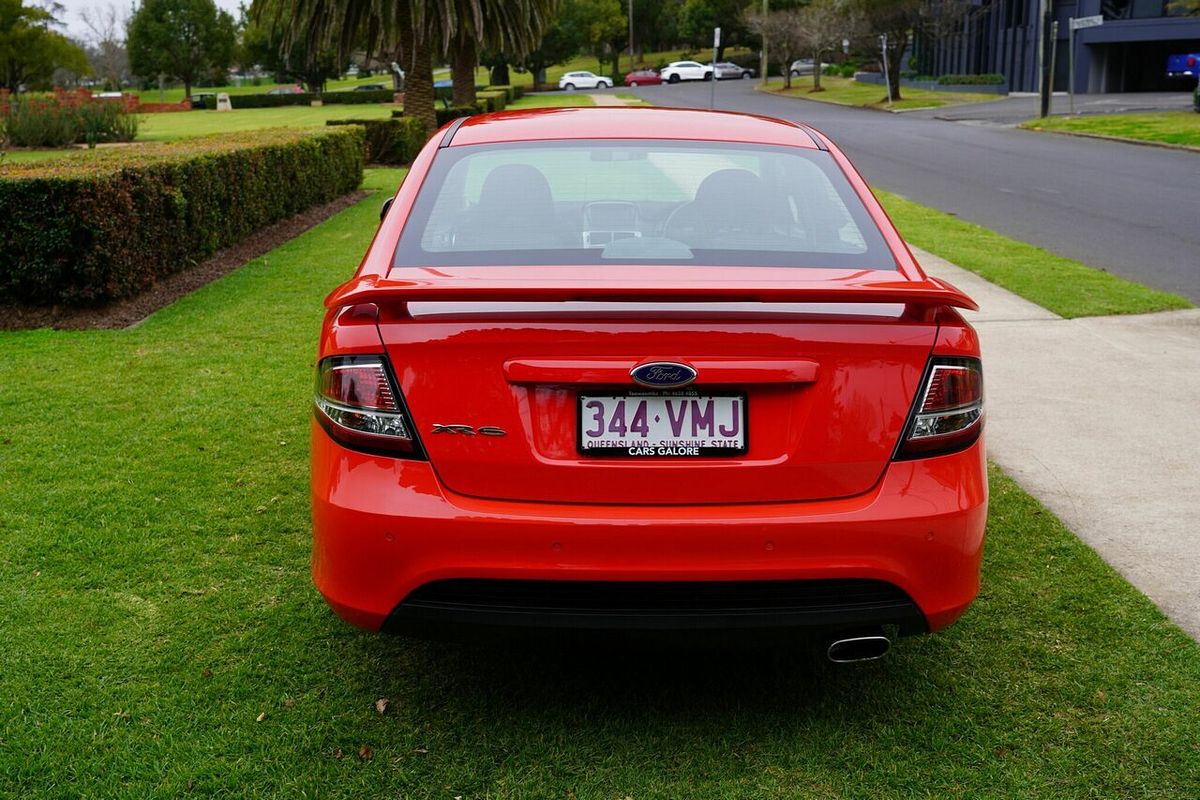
xmin=311 ymin=108 xmax=987 ymax=662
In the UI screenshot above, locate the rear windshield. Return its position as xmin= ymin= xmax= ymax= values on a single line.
xmin=392 ymin=139 xmax=895 ymax=269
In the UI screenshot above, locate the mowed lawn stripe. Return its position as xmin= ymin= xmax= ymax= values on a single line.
xmin=1 ymin=168 xmax=1199 ymax=797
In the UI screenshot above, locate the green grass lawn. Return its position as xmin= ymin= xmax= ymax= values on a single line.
xmin=2 ymin=167 xmax=1200 ymax=797
xmin=136 ymin=104 xmax=400 ymax=142
xmin=1021 ymin=111 xmax=1200 ymax=149
xmin=877 ymin=190 xmax=1193 ymax=317
xmin=5 ymin=94 xmax=592 ymax=159
xmin=761 ymin=76 xmax=1001 ymax=111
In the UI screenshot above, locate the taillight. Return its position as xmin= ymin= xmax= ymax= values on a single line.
xmin=314 ymin=355 xmax=421 ymax=457
xmin=896 ymin=358 xmax=983 ymax=459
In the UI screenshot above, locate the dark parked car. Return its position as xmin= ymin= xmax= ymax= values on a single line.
xmin=354 ymin=83 xmax=390 ymax=91
xmin=189 ymin=92 xmax=216 ymax=109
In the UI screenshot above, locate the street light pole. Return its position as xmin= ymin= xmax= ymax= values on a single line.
xmin=628 ymin=0 xmax=634 ymax=62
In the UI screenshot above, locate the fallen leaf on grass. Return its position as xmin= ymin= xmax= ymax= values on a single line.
xmin=256 ymin=712 xmax=266 ymax=722
xmin=333 ymin=748 xmax=345 ymax=760
xmin=414 ymin=747 xmax=429 ymax=754
xmin=375 ymin=698 xmax=389 ymax=715
xmin=284 ymin=698 xmax=296 ymax=708
xmin=358 ymin=744 xmax=373 ymax=761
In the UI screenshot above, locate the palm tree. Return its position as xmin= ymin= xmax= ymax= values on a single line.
xmin=447 ymin=0 xmax=559 ymax=106
xmin=251 ymin=0 xmax=558 ymax=129
xmin=251 ymin=0 xmax=445 ymax=129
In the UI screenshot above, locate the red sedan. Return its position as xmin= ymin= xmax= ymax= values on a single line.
xmin=624 ymin=69 xmax=662 ymax=86
xmin=312 ymin=108 xmax=987 ymax=662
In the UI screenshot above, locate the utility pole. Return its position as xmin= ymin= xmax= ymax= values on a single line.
xmin=628 ymin=0 xmax=634 ymax=63
xmin=880 ymin=34 xmax=893 ymax=106
xmin=1038 ymin=0 xmax=1052 ymax=118
xmin=760 ymin=0 xmax=768 ymax=86
xmin=710 ymin=26 xmax=720 ymax=109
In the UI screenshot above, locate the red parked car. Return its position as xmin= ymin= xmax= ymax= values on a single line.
xmin=312 ymin=107 xmax=987 ymax=662
xmin=624 ymin=69 xmax=662 ymax=86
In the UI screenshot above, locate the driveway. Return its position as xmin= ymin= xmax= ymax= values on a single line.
xmin=915 ymin=248 xmax=1200 ymax=639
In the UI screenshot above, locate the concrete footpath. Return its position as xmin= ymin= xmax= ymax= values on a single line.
xmin=914 ymin=247 xmax=1200 ymax=639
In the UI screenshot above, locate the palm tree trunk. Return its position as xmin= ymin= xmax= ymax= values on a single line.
xmin=450 ymin=34 xmax=478 ymax=104
xmin=398 ymin=2 xmax=436 ymax=131
xmin=406 ymin=36 xmax=437 ymax=130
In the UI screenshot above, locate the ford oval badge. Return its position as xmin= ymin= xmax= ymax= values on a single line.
xmin=630 ymin=361 xmax=697 ymax=389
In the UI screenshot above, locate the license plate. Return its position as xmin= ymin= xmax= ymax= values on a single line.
xmin=577 ymin=392 xmax=747 ymax=457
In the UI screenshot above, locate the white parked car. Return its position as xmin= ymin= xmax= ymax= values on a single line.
xmin=661 ymin=61 xmax=713 ymax=83
xmin=559 ymin=71 xmax=613 ymax=90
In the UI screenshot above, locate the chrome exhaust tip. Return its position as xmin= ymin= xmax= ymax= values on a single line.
xmin=826 ymin=634 xmax=891 ymax=663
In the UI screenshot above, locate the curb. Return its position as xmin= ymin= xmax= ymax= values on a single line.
xmin=751 ymin=83 xmax=901 ymax=113
xmin=750 ymin=83 xmax=1005 ymax=114
xmin=1021 ymin=126 xmax=1200 ymax=154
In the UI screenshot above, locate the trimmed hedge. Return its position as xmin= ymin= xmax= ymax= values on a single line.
xmin=227 ymin=89 xmax=395 ymax=109
xmin=936 ymin=73 xmax=1006 ymax=85
xmin=486 ymin=84 xmax=524 ymax=103
xmin=436 ymin=104 xmax=484 ymax=126
xmin=478 ymin=90 xmax=508 ymax=112
xmin=0 ymin=127 xmax=364 ymax=307
xmin=325 ymin=117 xmax=429 ymax=165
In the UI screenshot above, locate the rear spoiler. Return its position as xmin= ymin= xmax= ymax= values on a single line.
xmin=327 ymin=271 xmax=978 ymax=312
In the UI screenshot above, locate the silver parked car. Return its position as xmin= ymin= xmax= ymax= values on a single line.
xmin=789 ymin=59 xmax=832 ymax=76
xmin=712 ymin=62 xmax=755 ymax=80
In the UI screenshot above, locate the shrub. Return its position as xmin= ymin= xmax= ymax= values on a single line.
xmin=227 ymin=89 xmax=395 ymax=109
xmin=0 ymin=89 xmax=139 ymax=147
xmin=325 ymin=116 xmax=429 ymax=164
xmin=488 ymin=85 xmax=523 ymax=103
xmin=228 ymin=92 xmax=313 ymax=109
xmin=0 ymin=127 xmax=364 ymax=307
xmin=323 ymin=89 xmax=395 ymax=104
xmin=436 ymin=104 xmax=484 ymax=126
xmin=936 ymin=73 xmax=1006 ymax=86
xmin=478 ymin=90 xmax=507 ymax=112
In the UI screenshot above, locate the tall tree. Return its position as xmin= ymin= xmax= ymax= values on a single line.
xmin=127 ymin=0 xmax=236 ymax=100
xmin=564 ymin=0 xmax=625 ymax=81
xmin=850 ymin=0 xmax=968 ymax=100
xmin=241 ymin=12 xmax=338 ymax=91
xmin=514 ymin=11 xmax=578 ymax=87
xmin=0 ymin=0 xmax=89 ymax=91
xmin=679 ymin=0 xmax=747 ymax=61
xmin=795 ymin=0 xmax=850 ymax=92
xmin=745 ymin=7 xmax=804 ymax=89
xmin=80 ymin=3 xmax=129 ymax=90
xmin=447 ymin=0 xmax=558 ymax=103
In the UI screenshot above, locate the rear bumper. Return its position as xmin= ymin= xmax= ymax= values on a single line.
xmin=311 ymin=421 xmax=987 ymax=636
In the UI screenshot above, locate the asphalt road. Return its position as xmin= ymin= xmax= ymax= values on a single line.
xmin=624 ymin=80 xmax=1200 ymax=301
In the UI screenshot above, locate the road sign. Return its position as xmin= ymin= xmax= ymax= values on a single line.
xmin=713 ymin=27 xmax=721 ymax=48
xmin=1072 ymin=15 xmax=1103 ymax=30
